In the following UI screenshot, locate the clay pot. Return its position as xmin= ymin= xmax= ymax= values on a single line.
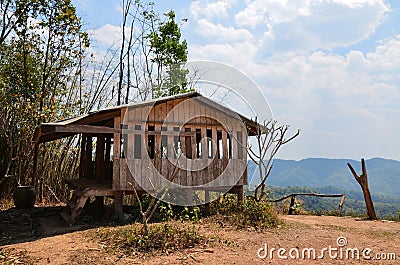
xmin=13 ymin=186 xmax=36 ymax=208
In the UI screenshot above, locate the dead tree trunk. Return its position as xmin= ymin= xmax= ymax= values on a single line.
xmin=347 ymin=159 xmax=377 ymax=220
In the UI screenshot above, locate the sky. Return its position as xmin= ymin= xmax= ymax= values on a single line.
xmin=71 ymin=0 xmax=400 ymax=161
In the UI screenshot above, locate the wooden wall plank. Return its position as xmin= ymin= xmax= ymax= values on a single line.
xmin=160 ymin=102 xmax=167 ymax=123
xmin=222 ymin=126 xmax=228 ymax=160
xmin=134 ymin=159 xmax=142 ymax=191
xmin=113 ymin=116 xmax=121 ymax=190
xmin=141 ymin=105 xmax=151 ymax=190
xmin=178 ymin=106 xmax=187 ymax=187
xmin=120 ymin=158 xmax=127 ymax=190
xmin=128 ymin=106 xmax=135 ymax=123
xmin=211 ymin=127 xmax=218 ymax=185
xmin=200 ymin=127 xmax=207 ymax=186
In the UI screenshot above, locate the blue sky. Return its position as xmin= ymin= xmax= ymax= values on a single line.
xmin=72 ymin=0 xmax=400 ymax=161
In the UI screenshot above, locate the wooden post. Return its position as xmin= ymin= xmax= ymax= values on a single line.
xmin=95 ymin=134 xmax=105 ymax=211
xmin=105 ymin=136 xmax=112 ymax=180
xmin=31 ymin=143 xmax=39 ymax=188
xmin=114 ymin=191 xmax=123 ymax=217
xmin=85 ymin=135 xmax=93 ymax=179
xmin=347 ymin=159 xmax=377 ymax=220
xmin=185 ymin=188 xmax=193 ymax=205
xmin=205 ymin=190 xmax=210 ymax=202
xmin=95 ymin=196 xmax=104 ymax=214
xmin=39 ymin=177 xmax=44 ymax=203
xmin=105 ymin=136 xmax=111 ymax=161
xmin=204 ymin=190 xmax=210 ymax=214
xmin=236 ymin=185 xmax=244 ymax=203
xmin=338 ymin=195 xmax=346 ymax=217
xmin=95 ymin=134 xmax=105 ymax=180
xmin=113 ymin=116 xmax=121 ymax=190
xmin=288 ymin=195 xmax=295 ymax=215
xmin=79 ymin=135 xmax=87 ymax=179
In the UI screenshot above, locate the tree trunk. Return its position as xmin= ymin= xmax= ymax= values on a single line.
xmin=347 ymin=159 xmax=377 ymax=220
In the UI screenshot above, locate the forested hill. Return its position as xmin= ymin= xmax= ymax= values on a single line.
xmin=248 ymin=157 xmax=400 ymax=197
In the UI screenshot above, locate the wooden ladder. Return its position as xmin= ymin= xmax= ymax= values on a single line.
xmin=60 ymin=188 xmax=90 ymax=225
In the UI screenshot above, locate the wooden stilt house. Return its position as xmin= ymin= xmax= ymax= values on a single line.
xmin=33 ymin=92 xmax=259 ymax=223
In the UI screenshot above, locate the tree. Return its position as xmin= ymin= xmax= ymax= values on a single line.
xmin=0 ymin=0 xmax=30 ymax=46
xmin=115 ymin=2 xmax=191 ymax=104
xmin=0 ymin=37 xmax=42 ymax=187
xmin=0 ymin=0 xmax=89 ymax=195
xmin=247 ymin=120 xmax=300 ymax=201
xmin=148 ymin=10 xmax=191 ymax=98
xmin=347 ymin=159 xmax=377 ymax=220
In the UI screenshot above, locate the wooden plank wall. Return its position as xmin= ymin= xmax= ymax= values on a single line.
xmin=114 ymin=97 xmax=248 ymax=192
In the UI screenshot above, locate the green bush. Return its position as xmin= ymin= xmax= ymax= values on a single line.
xmin=95 ymin=223 xmax=205 ymax=255
xmin=179 ymin=206 xmax=200 ymax=223
xmin=128 ymin=195 xmax=201 ymax=224
xmin=207 ymin=195 xmax=281 ymax=229
xmin=158 ymin=203 xmax=174 ymax=222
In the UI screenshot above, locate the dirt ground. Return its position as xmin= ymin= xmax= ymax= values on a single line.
xmin=1 ymin=206 xmax=399 ymax=265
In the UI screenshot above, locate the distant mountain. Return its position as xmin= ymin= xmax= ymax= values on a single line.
xmin=247 ymin=157 xmax=400 ymax=198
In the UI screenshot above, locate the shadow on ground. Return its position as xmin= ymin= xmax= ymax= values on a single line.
xmin=0 ymin=204 xmax=118 ymax=246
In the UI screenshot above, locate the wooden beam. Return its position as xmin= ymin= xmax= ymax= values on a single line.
xmin=270 ymin=193 xmax=345 ymax=203
xmin=48 ymin=124 xmax=120 ymax=134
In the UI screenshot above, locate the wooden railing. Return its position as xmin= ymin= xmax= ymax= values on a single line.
xmin=270 ymin=193 xmax=346 ymax=216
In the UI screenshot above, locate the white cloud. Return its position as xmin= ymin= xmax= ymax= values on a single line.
xmin=190 ymin=0 xmax=236 ymax=20
xmin=233 ymin=0 xmax=390 ymax=54
xmin=234 ymin=2 xmax=266 ymax=28
xmin=191 ymin=0 xmax=389 ymax=55
xmin=189 ymin=41 xmax=258 ymax=65
xmin=115 ymin=3 xmax=123 ymax=15
xmin=235 ymin=0 xmax=313 ymax=28
xmin=367 ymin=35 xmax=400 ymax=68
xmin=332 ymin=0 xmax=387 ymax=8
xmin=196 ymin=19 xmax=253 ymax=41
xmin=92 ymin=24 xmax=122 ymax=46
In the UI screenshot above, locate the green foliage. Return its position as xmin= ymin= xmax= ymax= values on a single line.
xmin=94 ymin=223 xmax=205 ymax=254
xmin=207 ymin=195 xmax=238 ymax=215
xmin=130 ymin=196 xmax=201 ymax=224
xmin=148 ymin=10 xmax=192 ymax=98
xmin=208 ymin=195 xmax=281 ymax=230
xmin=288 ymin=198 xmax=305 ymax=215
xmin=0 ymin=0 xmax=88 ymax=194
xmin=148 ymin=10 xmax=187 ymax=66
xmin=159 ymin=203 xmax=173 ymax=222
xmin=179 ymin=206 xmax=200 ymax=223
xmin=238 ymin=198 xmax=281 ymax=229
